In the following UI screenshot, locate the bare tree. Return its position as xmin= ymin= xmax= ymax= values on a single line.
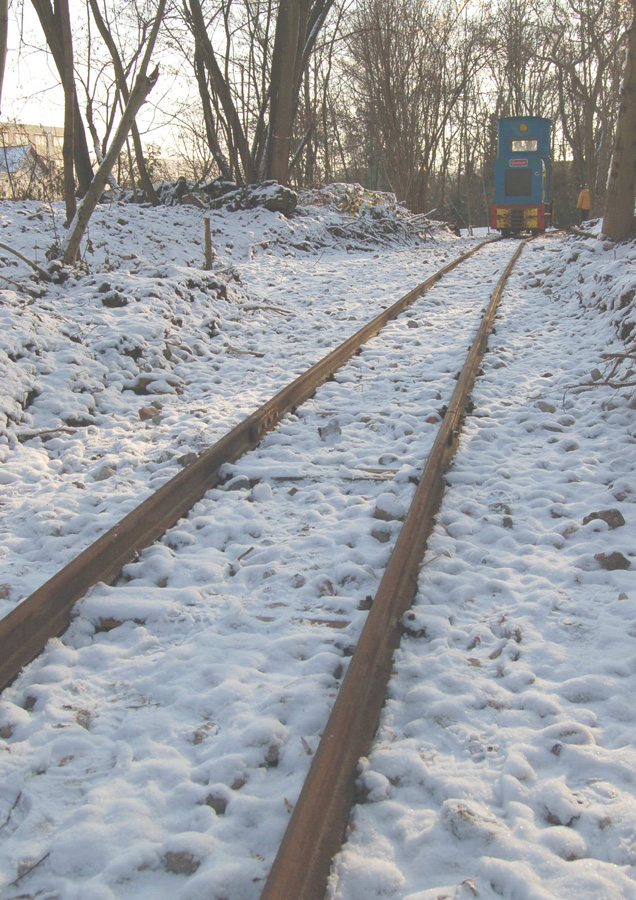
xmin=59 ymin=0 xmax=75 ymax=222
xmin=182 ymin=0 xmax=336 ymax=185
xmin=266 ymin=0 xmax=301 ymax=182
xmin=184 ymin=0 xmax=256 ymax=181
xmin=87 ymin=0 xmax=160 ymax=204
xmin=0 ymin=0 xmax=7 ymax=112
xmin=30 ymin=0 xmax=94 ymax=195
xmin=488 ymin=0 xmax=557 ymax=119
xmin=284 ymin=0 xmax=348 ymax=187
xmin=344 ymin=0 xmax=487 ymax=212
xmin=169 ymin=99 xmax=220 ymax=181
xmin=192 ymin=47 xmax=232 ymax=179
xmin=603 ymin=7 xmax=636 ymax=241
xmin=61 ymin=65 xmax=159 ymax=263
xmin=61 ymin=0 xmax=165 ymax=263
xmin=539 ymin=0 xmax=628 ymax=215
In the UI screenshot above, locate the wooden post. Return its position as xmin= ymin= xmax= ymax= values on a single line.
xmin=204 ymin=217 xmax=214 ymax=269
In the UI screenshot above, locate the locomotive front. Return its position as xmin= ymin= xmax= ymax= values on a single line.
xmin=490 ymin=116 xmax=553 ymax=235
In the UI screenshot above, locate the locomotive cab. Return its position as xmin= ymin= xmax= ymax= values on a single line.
xmin=490 ymin=117 xmax=553 ymax=235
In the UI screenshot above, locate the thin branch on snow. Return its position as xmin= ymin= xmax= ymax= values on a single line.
xmin=223 ymin=341 xmax=265 ymax=357
xmin=239 ymin=304 xmax=292 ymax=314
xmin=7 ymin=852 xmax=50 ymax=886
xmin=0 ymin=241 xmax=52 ymax=282
xmin=0 ymin=791 xmax=21 ymax=831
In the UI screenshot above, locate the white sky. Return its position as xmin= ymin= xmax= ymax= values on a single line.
xmin=2 ymin=1 xmax=186 ymax=150
xmin=3 ymin=12 xmax=65 ymax=128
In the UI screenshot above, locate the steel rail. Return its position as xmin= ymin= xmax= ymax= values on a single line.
xmin=259 ymin=238 xmax=530 ymax=900
xmin=0 ymin=238 xmax=499 ymax=692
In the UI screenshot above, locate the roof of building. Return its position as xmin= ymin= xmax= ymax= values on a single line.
xmin=0 ymin=145 xmax=33 ymax=174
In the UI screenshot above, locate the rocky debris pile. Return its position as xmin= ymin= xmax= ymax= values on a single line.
xmin=117 ymin=179 xmax=442 ymax=251
xmin=297 ymin=183 xmax=436 ymax=249
xmin=133 ymin=177 xmax=298 ymax=215
xmin=300 ymin=184 xmax=431 ymax=248
xmin=222 ymin=182 xmax=446 ymax=255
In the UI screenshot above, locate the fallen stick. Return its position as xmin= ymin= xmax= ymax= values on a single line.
xmin=0 ymin=241 xmax=51 ymax=282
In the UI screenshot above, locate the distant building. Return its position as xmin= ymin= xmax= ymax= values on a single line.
xmin=0 ymin=123 xmax=62 ymax=198
xmin=0 ymin=123 xmax=64 ymax=162
xmin=0 ymin=144 xmax=40 ymax=172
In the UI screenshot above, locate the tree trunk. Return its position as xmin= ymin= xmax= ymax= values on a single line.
xmin=88 ymin=0 xmax=162 ymax=205
xmin=59 ymin=0 xmax=76 ymax=224
xmin=30 ymin=0 xmax=93 ymax=195
xmin=72 ymin=96 xmax=94 ymax=197
xmin=267 ymin=0 xmax=301 ymax=184
xmin=85 ymin=93 xmax=119 ymax=190
xmin=0 ymin=0 xmax=7 ymax=112
xmin=186 ymin=0 xmax=256 ymax=183
xmin=62 ymin=68 xmax=159 ymax=265
xmin=126 ymin=136 xmax=138 ymax=201
xmin=585 ymin=116 xmax=597 ymax=217
xmin=193 ymin=49 xmax=232 ymax=180
xmin=603 ymin=14 xmax=636 ymax=241
xmin=62 ymin=0 xmax=163 ymax=261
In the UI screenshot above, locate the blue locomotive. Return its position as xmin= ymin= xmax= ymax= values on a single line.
xmin=490 ymin=116 xmax=553 ymax=235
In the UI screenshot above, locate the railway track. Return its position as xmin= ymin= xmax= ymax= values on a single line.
xmin=0 ymin=237 xmax=502 ymax=692
xmin=4 ymin=234 xmax=631 ymax=900
xmin=257 ymin=239 xmax=526 ymax=900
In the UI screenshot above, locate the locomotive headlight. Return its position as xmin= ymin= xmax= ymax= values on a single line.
xmin=520 ymin=123 xmax=528 ymax=132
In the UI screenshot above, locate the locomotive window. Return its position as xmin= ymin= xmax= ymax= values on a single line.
xmin=511 ymin=139 xmax=538 ymax=152
xmin=505 ymin=169 xmax=532 ymax=196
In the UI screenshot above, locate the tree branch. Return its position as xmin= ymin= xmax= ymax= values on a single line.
xmin=61 ymin=67 xmax=160 ymax=265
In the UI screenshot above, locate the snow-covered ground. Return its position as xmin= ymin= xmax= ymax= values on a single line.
xmin=0 ymin=192 xmax=635 ymax=900
xmin=330 ymin=232 xmax=636 ymax=900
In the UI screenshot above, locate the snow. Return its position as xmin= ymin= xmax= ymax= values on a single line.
xmin=0 ymin=196 xmax=635 ymax=900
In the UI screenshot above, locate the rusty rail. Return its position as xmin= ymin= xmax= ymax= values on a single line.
xmin=0 ymin=238 xmax=499 ymax=692
xmin=259 ymin=239 xmax=529 ymax=900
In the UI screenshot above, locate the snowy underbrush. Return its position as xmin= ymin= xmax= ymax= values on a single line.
xmin=295 ymin=183 xmax=441 ymax=250
xmin=0 ymin=188 xmax=445 ymax=446
xmin=124 ymin=179 xmax=441 ymax=252
xmin=525 ymin=228 xmax=636 ymax=401
xmin=0 ymin=189 xmax=455 ymax=609
xmin=0 ymin=264 xmax=232 ymax=440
